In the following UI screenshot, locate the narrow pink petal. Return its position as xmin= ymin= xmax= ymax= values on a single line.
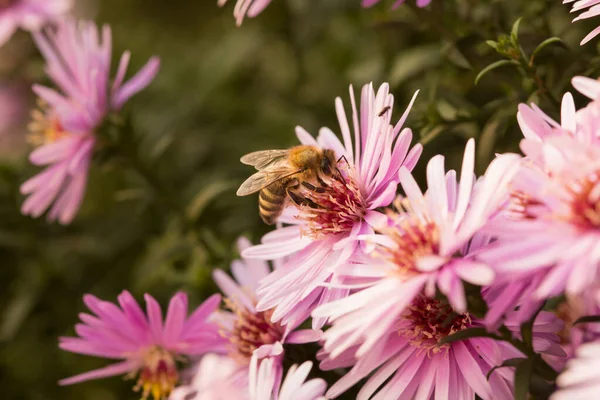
xmin=59 ymin=360 xmax=137 ymax=385
xmin=144 ymin=294 xmax=163 ymax=344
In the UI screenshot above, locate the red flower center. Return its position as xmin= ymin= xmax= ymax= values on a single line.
xmin=399 ymin=295 xmax=471 ymax=355
xmin=222 ymin=297 xmax=285 ymax=364
xmin=28 ymin=103 xmax=70 ymax=146
xmin=567 ymin=171 xmax=600 ymax=230
xmin=379 ymin=211 xmax=440 ymax=276
xmin=133 ymin=346 xmax=179 ymax=400
xmin=298 ymin=165 xmax=367 ymax=239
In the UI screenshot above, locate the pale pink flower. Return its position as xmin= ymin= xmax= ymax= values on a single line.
xmin=551 ymin=339 xmax=600 ymax=400
xmin=0 ymin=0 xmax=71 ymax=47
xmin=20 ymin=19 xmax=160 ymax=224
xmin=212 ymin=237 xmax=322 ymax=399
xmin=483 ymin=78 xmax=600 ymax=328
xmin=563 ymin=0 xmax=600 ymax=45
xmin=218 ymin=0 xmax=273 ymax=26
xmin=243 ymin=83 xmax=422 ymax=329
xmin=171 ymin=355 xmax=326 ymax=400
xmin=59 ymin=291 xmax=226 ymax=400
xmin=362 ymin=0 xmax=432 ymax=8
xmin=480 ymin=136 xmax=600 ymax=304
xmin=317 ymin=293 xmax=563 ymax=399
xmin=313 ymin=139 xmax=520 ymax=363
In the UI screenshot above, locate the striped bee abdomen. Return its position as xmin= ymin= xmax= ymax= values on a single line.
xmin=258 ymin=182 xmax=287 ymax=225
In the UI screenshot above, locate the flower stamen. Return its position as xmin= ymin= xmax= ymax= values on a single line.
xmin=132 ymin=346 xmax=179 ymax=400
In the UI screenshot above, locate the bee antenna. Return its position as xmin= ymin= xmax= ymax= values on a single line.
xmin=335 ymin=167 xmax=347 ymax=184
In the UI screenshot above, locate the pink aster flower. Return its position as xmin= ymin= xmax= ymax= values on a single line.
xmin=59 ymin=291 xmax=226 ymax=400
xmin=313 ymin=139 xmax=520 ymax=363
xmin=317 ymin=293 xmax=563 ymax=399
xmin=480 ymin=129 xmax=600 ymax=305
xmin=171 ymin=354 xmax=326 ymax=400
xmin=551 ymin=339 xmax=600 ymax=400
xmin=20 ymin=19 xmax=160 ymax=224
xmin=482 ymin=77 xmax=600 ymax=328
xmin=0 ymin=0 xmax=71 ymax=47
xmin=217 ymin=0 xmax=273 ymax=26
xmin=242 ymin=83 xmax=422 ymax=329
xmin=362 ymin=0 xmax=432 ymax=8
xmin=563 ymin=0 xmax=600 ymax=45
xmin=211 ymin=237 xmax=322 ymax=398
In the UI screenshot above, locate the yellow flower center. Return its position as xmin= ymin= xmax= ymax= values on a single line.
xmin=27 ymin=103 xmax=70 ymax=147
xmin=132 ymin=346 xmax=179 ymax=400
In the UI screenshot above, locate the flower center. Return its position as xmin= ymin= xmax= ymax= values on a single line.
xmin=399 ymin=295 xmax=471 ymax=355
xmin=507 ymin=189 xmax=544 ymax=220
xmin=28 ymin=105 xmax=70 ymax=146
xmin=298 ymin=165 xmax=367 ymax=238
xmin=565 ymin=171 xmax=600 ymax=230
xmin=222 ymin=297 xmax=285 ymax=364
xmin=380 ymin=214 xmax=440 ymax=276
xmin=133 ymin=346 xmax=179 ymax=400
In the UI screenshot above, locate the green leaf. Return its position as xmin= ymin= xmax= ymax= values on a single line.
xmin=514 ymin=357 xmax=534 ymax=400
xmin=486 ymin=358 xmax=526 ymax=380
xmin=475 ymin=60 xmax=517 ymax=85
xmin=574 ymin=315 xmax=600 ymax=325
xmin=486 ymin=40 xmax=499 ymax=50
xmin=530 ymin=37 xmax=565 ymax=64
xmin=511 ymin=17 xmax=523 ymax=44
xmin=438 ymin=327 xmax=500 ymax=346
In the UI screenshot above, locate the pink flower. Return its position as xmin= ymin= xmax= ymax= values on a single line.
xmin=211 ymin=237 xmax=322 ymax=399
xmin=171 ymin=355 xmax=326 ymax=400
xmin=20 ymin=19 xmax=160 ymax=224
xmin=551 ymin=339 xmax=600 ymax=400
xmin=317 ymin=293 xmax=563 ymax=399
xmin=0 ymin=0 xmax=71 ymax=47
xmin=312 ymin=139 xmax=520 ymax=363
xmin=217 ymin=0 xmax=273 ymax=26
xmin=362 ymin=0 xmax=432 ymax=9
xmin=243 ymin=83 xmax=422 ymax=329
xmin=480 ymin=136 xmax=600 ymax=304
xmin=59 ymin=291 xmax=226 ymax=400
xmin=482 ymin=77 xmax=600 ymax=328
xmin=169 ymin=354 xmax=249 ymax=400
xmin=563 ymin=0 xmax=600 ymax=45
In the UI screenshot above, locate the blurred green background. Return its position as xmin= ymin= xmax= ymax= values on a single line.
xmin=0 ymin=0 xmax=599 ymax=398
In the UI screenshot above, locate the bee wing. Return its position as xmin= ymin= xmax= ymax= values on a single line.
xmin=240 ymin=150 xmax=290 ymax=170
xmin=236 ymin=166 xmax=301 ymax=196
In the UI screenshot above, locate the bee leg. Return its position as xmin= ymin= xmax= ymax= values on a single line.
xmin=287 ymin=188 xmax=320 ymax=209
xmin=302 ymin=181 xmax=326 ymax=193
xmin=316 ymin=175 xmax=329 ymax=188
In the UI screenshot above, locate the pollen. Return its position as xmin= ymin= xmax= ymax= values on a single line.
xmin=221 ymin=297 xmax=285 ymax=365
xmin=378 ymin=212 xmax=440 ymax=277
xmin=132 ymin=346 xmax=179 ymax=400
xmin=565 ymin=170 xmax=600 ymax=230
xmin=298 ymin=165 xmax=367 ymax=239
xmin=27 ymin=101 xmax=70 ymax=147
xmin=399 ymin=295 xmax=471 ymax=356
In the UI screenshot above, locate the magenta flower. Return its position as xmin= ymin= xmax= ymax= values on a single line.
xmin=211 ymin=237 xmax=322 ymax=398
xmin=217 ymin=0 xmax=273 ymax=26
xmin=313 ymin=139 xmax=520 ymax=364
xmin=59 ymin=291 xmax=226 ymax=400
xmin=20 ymin=19 xmax=160 ymax=224
xmin=317 ymin=293 xmax=563 ymax=399
xmin=563 ymin=0 xmax=600 ymax=45
xmin=551 ymin=339 xmax=600 ymax=400
xmin=242 ymin=83 xmax=422 ymax=329
xmin=0 ymin=0 xmax=71 ymax=47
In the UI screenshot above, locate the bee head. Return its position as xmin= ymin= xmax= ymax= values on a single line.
xmin=320 ymin=149 xmax=337 ymax=176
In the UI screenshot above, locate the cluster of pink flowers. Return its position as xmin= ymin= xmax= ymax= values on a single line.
xmin=6 ymin=0 xmax=597 ymax=399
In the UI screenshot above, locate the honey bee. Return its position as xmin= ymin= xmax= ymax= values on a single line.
xmin=236 ymin=145 xmax=338 ymax=225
